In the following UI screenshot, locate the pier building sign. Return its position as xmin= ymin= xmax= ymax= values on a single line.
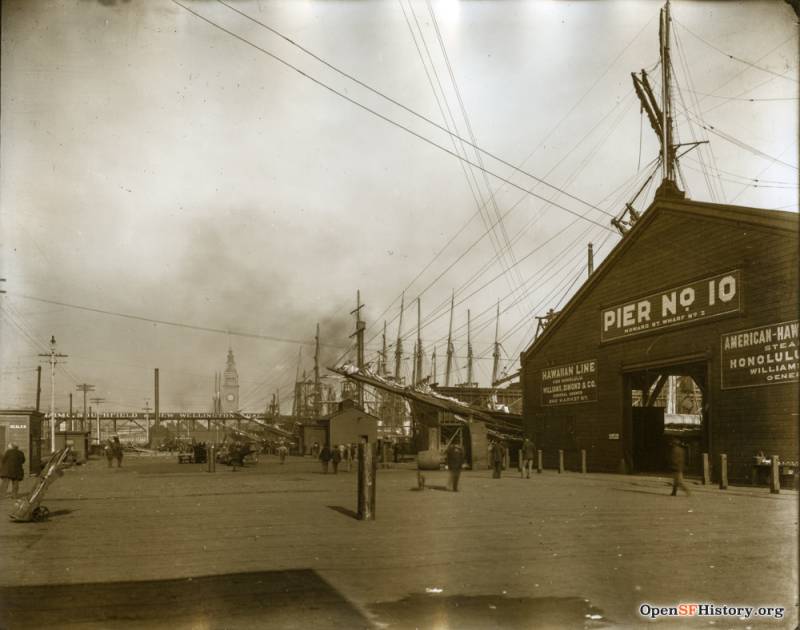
xmin=541 ymin=359 xmax=597 ymax=406
xmin=721 ymin=320 xmax=798 ymax=389
xmin=601 ymin=270 xmax=741 ymax=342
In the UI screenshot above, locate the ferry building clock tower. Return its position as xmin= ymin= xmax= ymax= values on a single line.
xmin=221 ymin=348 xmax=240 ymax=412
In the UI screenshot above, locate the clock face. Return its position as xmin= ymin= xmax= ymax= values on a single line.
xmin=225 ymin=394 xmax=235 ymax=402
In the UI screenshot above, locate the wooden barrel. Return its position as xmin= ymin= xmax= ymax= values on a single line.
xmin=417 ymin=449 xmax=442 ymax=470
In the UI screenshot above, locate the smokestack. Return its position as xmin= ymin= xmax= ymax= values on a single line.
xmin=588 ymin=242 xmax=594 ymax=277
xmin=154 ymin=368 xmax=160 ymax=427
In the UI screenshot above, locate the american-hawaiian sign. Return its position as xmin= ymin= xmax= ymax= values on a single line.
xmin=601 ymin=271 xmax=741 ymax=342
xmin=541 ymin=359 xmax=597 ymax=406
xmin=721 ymin=320 xmax=798 ymax=389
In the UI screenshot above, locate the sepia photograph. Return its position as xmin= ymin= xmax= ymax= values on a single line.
xmin=0 ymin=0 xmax=798 ymax=628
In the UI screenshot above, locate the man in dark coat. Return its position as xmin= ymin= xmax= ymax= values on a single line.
xmin=521 ymin=438 xmax=536 ymax=478
xmin=445 ymin=444 xmax=465 ymax=492
xmin=319 ymin=445 xmax=332 ymax=474
xmin=331 ymin=445 xmax=342 ymax=474
xmin=111 ymin=436 xmax=124 ymax=468
xmin=1 ymin=443 xmax=26 ymax=499
xmin=490 ymin=441 xmax=505 ymax=479
xmin=669 ymin=438 xmax=690 ymax=496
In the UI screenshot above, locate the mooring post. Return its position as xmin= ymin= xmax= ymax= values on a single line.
xmin=702 ymin=453 xmax=710 ymax=485
xmin=770 ymin=455 xmax=780 ymax=494
xmin=558 ymin=450 xmax=564 ymax=474
xmin=581 ymin=449 xmax=587 ymax=474
xmin=357 ymin=442 xmax=377 ymax=520
xmin=207 ymin=444 xmax=215 ymax=473
xmin=719 ymin=453 xmax=728 ymax=490
xmin=537 ymin=449 xmax=543 ymax=474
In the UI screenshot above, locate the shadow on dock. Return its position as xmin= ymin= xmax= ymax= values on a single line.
xmin=0 ymin=569 xmax=371 ymax=629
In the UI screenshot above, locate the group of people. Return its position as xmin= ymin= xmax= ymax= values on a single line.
xmin=103 ymin=437 xmax=124 ymax=468
xmin=318 ymin=444 xmax=349 ymax=474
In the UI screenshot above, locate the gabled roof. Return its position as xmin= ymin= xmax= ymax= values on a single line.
xmin=521 ymin=194 xmax=798 ymax=363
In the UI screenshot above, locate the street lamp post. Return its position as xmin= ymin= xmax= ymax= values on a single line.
xmin=38 ymin=336 xmax=68 ymax=453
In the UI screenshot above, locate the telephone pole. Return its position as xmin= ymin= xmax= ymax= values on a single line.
xmin=38 ymin=336 xmax=68 ymax=453
xmin=91 ymin=397 xmax=106 ymax=444
xmin=35 ymin=366 xmax=42 ymax=412
xmin=76 ymin=384 xmax=95 ymax=432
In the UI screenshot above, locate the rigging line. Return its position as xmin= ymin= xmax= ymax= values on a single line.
xmin=497 ymin=228 xmax=602 ymax=347
xmin=672 ymin=18 xmax=798 ymax=84
xmin=470 ymin=229 xmax=600 ymax=357
xmin=216 ymin=0 xmax=610 ymax=217
xmin=403 ymin=0 xmax=525 ymax=318
xmin=680 ymin=164 xmax=798 ymax=189
xmin=698 ymin=34 xmax=797 ymax=108
xmin=701 ymin=75 xmax=789 ymax=117
xmin=672 ymin=27 xmax=726 ymax=202
xmin=505 ymin=231 xmax=616 ymax=363
xmin=407 ymin=150 xmax=651 ymax=347
xmin=681 ymin=158 xmax=799 ymax=185
xmin=685 ymin=90 xmax=798 ymax=102
xmin=730 ymin=143 xmax=798 ymax=204
xmin=680 ymin=109 xmax=798 ymax=171
xmin=637 ymin=106 xmax=643 ymax=172
xmin=362 ymin=87 xmax=640 ymax=349
xmin=407 ymin=92 xmax=639 ymax=336
xmin=173 ymin=1 xmax=614 ymax=229
xmin=406 ymin=218 xmax=602 ymax=346
xmin=671 ymin=60 xmax=717 ymax=201
xmin=426 ymin=0 xmax=531 ymax=316
xmin=9 ymin=293 xmax=349 ymax=349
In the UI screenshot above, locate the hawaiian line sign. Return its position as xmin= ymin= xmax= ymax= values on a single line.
xmin=601 ymin=270 xmax=741 ymax=342
xmin=541 ymin=359 xmax=597 ymax=406
xmin=721 ymin=320 xmax=798 ymax=389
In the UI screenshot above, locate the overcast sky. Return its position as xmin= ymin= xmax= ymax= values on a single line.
xmin=1 ymin=0 xmax=797 ymax=413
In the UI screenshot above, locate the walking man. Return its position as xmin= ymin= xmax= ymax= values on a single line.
xmin=319 ymin=444 xmax=331 ymax=474
xmin=521 ymin=438 xmax=536 ymax=478
xmin=331 ymin=445 xmax=342 ymax=474
xmin=446 ymin=443 xmax=465 ymax=492
xmin=0 ymin=443 xmax=26 ymax=500
xmin=490 ymin=441 xmax=505 ymax=479
xmin=111 ymin=436 xmax=124 ymax=468
xmin=669 ymin=438 xmax=690 ymax=496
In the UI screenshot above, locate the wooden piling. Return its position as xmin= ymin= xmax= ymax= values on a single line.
xmin=719 ymin=453 xmax=728 ymax=490
xmin=357 ymin=442 xmax=377 ymax=520
xmin=770 ymin=455 xmax=780 ymax=494
xmin=558 ymin=450 xmax=564 ymax=474
xmin=536 ymin=450 xmax=542 ymax=474
xmin=580 ymin=449 xmax=587 ymax=474
xmin=702 ymin=453 xmax=710 ymax=485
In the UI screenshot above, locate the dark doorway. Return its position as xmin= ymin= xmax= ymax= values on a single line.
xmin=624 ymin=360 xmax=707 ymax=475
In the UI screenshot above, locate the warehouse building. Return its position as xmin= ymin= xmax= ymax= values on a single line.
xmin=521 ymin=189 xmax=798 ymax=482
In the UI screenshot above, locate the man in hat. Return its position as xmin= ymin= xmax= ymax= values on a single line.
xmin=669 ymin=438 xmax=690 ymax=496
xmin=1 ymin=443 xmax=26 ymax=499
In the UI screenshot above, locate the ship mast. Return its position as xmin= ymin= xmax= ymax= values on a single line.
xmin=394 ymin=292 xmax=404 ymax=382
xmin=445 ymin=291 xmax=454 ymax=386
